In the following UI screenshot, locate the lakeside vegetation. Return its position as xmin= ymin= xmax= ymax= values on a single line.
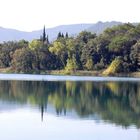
xmin=0 ymin=23 xmax=140 ymax=75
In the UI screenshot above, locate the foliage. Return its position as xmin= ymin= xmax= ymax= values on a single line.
xmin=65 ymin=56 xmax=78 ymax=72
xmin=0 ymin=23 xmax=140 ymax=73
xmin=0 ymin=41 xmax=28 ymax=68
xmin=130 ymin=41 xmax=140 ymax=71
xmin=49 ymin=40 xmax=68 ymax=67
xmin=29 ymin=39 xmax=43 ymax=50
xmin=85 ymin=58 xmax=94 ymax=70
xmin=103 ymin=57 xmax=122 ymax=75
xmin=11 ymin=47 xmax=35 ymax=73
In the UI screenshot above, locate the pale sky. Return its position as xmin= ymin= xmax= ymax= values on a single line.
xmin=0 ymin=0 xmax=140 ymax=31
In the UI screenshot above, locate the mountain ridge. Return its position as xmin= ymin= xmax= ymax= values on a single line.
xmin=0 ymin=21 xmax=123 ymax=42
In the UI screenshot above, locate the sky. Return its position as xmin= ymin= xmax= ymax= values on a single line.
xmin=0 ymin=0 xmax=140 ymax=31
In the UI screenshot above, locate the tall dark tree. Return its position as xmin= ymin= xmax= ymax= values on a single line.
xmin=65 ymin=32 xmax=69 ymax=38
xmin=42 ymin=26 xmax=46 ymax=43
xmin=61 ymin=33 xmax=64 ymax=38
xmin=46 ymin=35 xmax=49 ymax=44
xmin=57 ymin=32 xmax=62 ymax=39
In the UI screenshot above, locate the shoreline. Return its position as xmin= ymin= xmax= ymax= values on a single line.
xmin=0 ymin=68 xmax=140 ymax=79
xmin=46 ymin=70 xmax=140 ymax=78
xmin=0 ymin=73 xmax=139 ymax=81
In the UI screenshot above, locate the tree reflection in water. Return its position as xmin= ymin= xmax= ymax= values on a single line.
xmin=0 ymin=80 xmax=139 ymax=128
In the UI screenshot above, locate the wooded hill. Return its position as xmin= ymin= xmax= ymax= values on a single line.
xmin=0 ymin=23 xmax=139 ymax=74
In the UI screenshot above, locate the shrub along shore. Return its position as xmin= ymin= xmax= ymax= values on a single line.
xmin=0 ymin=67 xmax=140 ymax=78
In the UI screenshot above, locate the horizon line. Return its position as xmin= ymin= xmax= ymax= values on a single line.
xmin=0 ymin=20 xmax=128 ymax=32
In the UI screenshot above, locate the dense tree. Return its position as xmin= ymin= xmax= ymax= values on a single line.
xmin=37 ymin=47 xmax=62 ymax=70
xmin=57 ymin=32 xmax=64 ymax=39
xmin=65 ymin=55 xmax=78 ymax=72
xmin=0 ymin=23 xmax=140 ymax=73
xmin=103 ymin=57 xmax=122 ymax=75
xmin=80 ymin=41 xmax=100 ymax=69
xmin=85 ymin=58 xmax=94 ymax=70
xmin=49 ymin=40 xmax=68 ymax=67
xmin=77 ymin=31 xmax=96 ymax=44
xmin=0 ymin=41 xmax=28 ymax=68
xmin=29 ymin=39 xmax=43 ymax=50
xmin=130 ymin=41 xmax=140 ymax=71
xmin=11 ymin=48 xmax=35 ymax=73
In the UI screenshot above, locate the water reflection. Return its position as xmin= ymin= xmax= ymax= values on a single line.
xmin=0 ymin=80 xmax=139 ymax=128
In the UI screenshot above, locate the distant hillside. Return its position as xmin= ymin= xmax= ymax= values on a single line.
xmin=0 ymin=24 xmax=92 ymax=42
xmin=0 ymin=22 xmax=123 ymax=42
xmin=87 ymin=21 xmax=122 ymax=34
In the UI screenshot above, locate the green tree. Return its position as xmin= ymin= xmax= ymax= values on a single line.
xmin=49 ymin=40 xmax=68 ymax=67
xmin=65 ymin=56 xmax=78 ymax=72
xmin=11 ymin=48 xmax=35 ymax=73
xmin=85 ymin=58 xmax=94 ymax=70
xmin=103 ymin=57 xmax=122 ymax=75
xmin=130 ymin=41 xmax=140 ymax=71
xmin=57 ymin=32 xmax=62 ymax=39
xmin=42 ymin=26 xmax=46 ymax=43
xmin=77 ymin=31 xmax=96 ymax=44
xmin=46 ymin=35 xmax=49 ymax=44
xmin=65 ymin=32 xmax=69 ymax=38
xmin=29 ymin=39 xmax=43 ymax=50
xmin=80 ymin=41 xmax=100 ymax=69
xmin=0 ymin=41 xmax=28 ymax=68
xmin=37 ymin=47 xmax=62 ymax=70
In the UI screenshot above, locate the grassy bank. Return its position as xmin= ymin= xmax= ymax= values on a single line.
xmin=44 ymin=70 xmax=103 ymax=76
xmin=0 ymin=67 xmax=139 ymax=78
xmin=45 ymin=70 xmax=140 ymax=78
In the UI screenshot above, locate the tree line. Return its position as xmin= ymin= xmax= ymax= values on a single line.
xmin=0 ymin=23 xmax=139 ymax=73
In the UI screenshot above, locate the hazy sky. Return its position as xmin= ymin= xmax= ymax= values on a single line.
xmin=0 ymin=0 xmax=140 ymax=31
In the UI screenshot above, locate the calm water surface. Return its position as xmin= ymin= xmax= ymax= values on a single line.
xmin=0 ymin=77 xmax=139 ymax=140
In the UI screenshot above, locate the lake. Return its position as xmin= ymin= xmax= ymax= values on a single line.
xmin=0 ymin=75 xmax=139 ymax=140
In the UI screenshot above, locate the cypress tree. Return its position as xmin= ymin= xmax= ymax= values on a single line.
xmin=46 ymin=35 xmax=49 ymax=44
xmin=57 ymin=32 xmax=62 ymax=39
xmin=61 ymin=33 xmax=64 ymax=38
xmin=42 ymin=25 xmax=46 ymax=43
xmin=65 ymin=32 xmax=69 ymax=38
